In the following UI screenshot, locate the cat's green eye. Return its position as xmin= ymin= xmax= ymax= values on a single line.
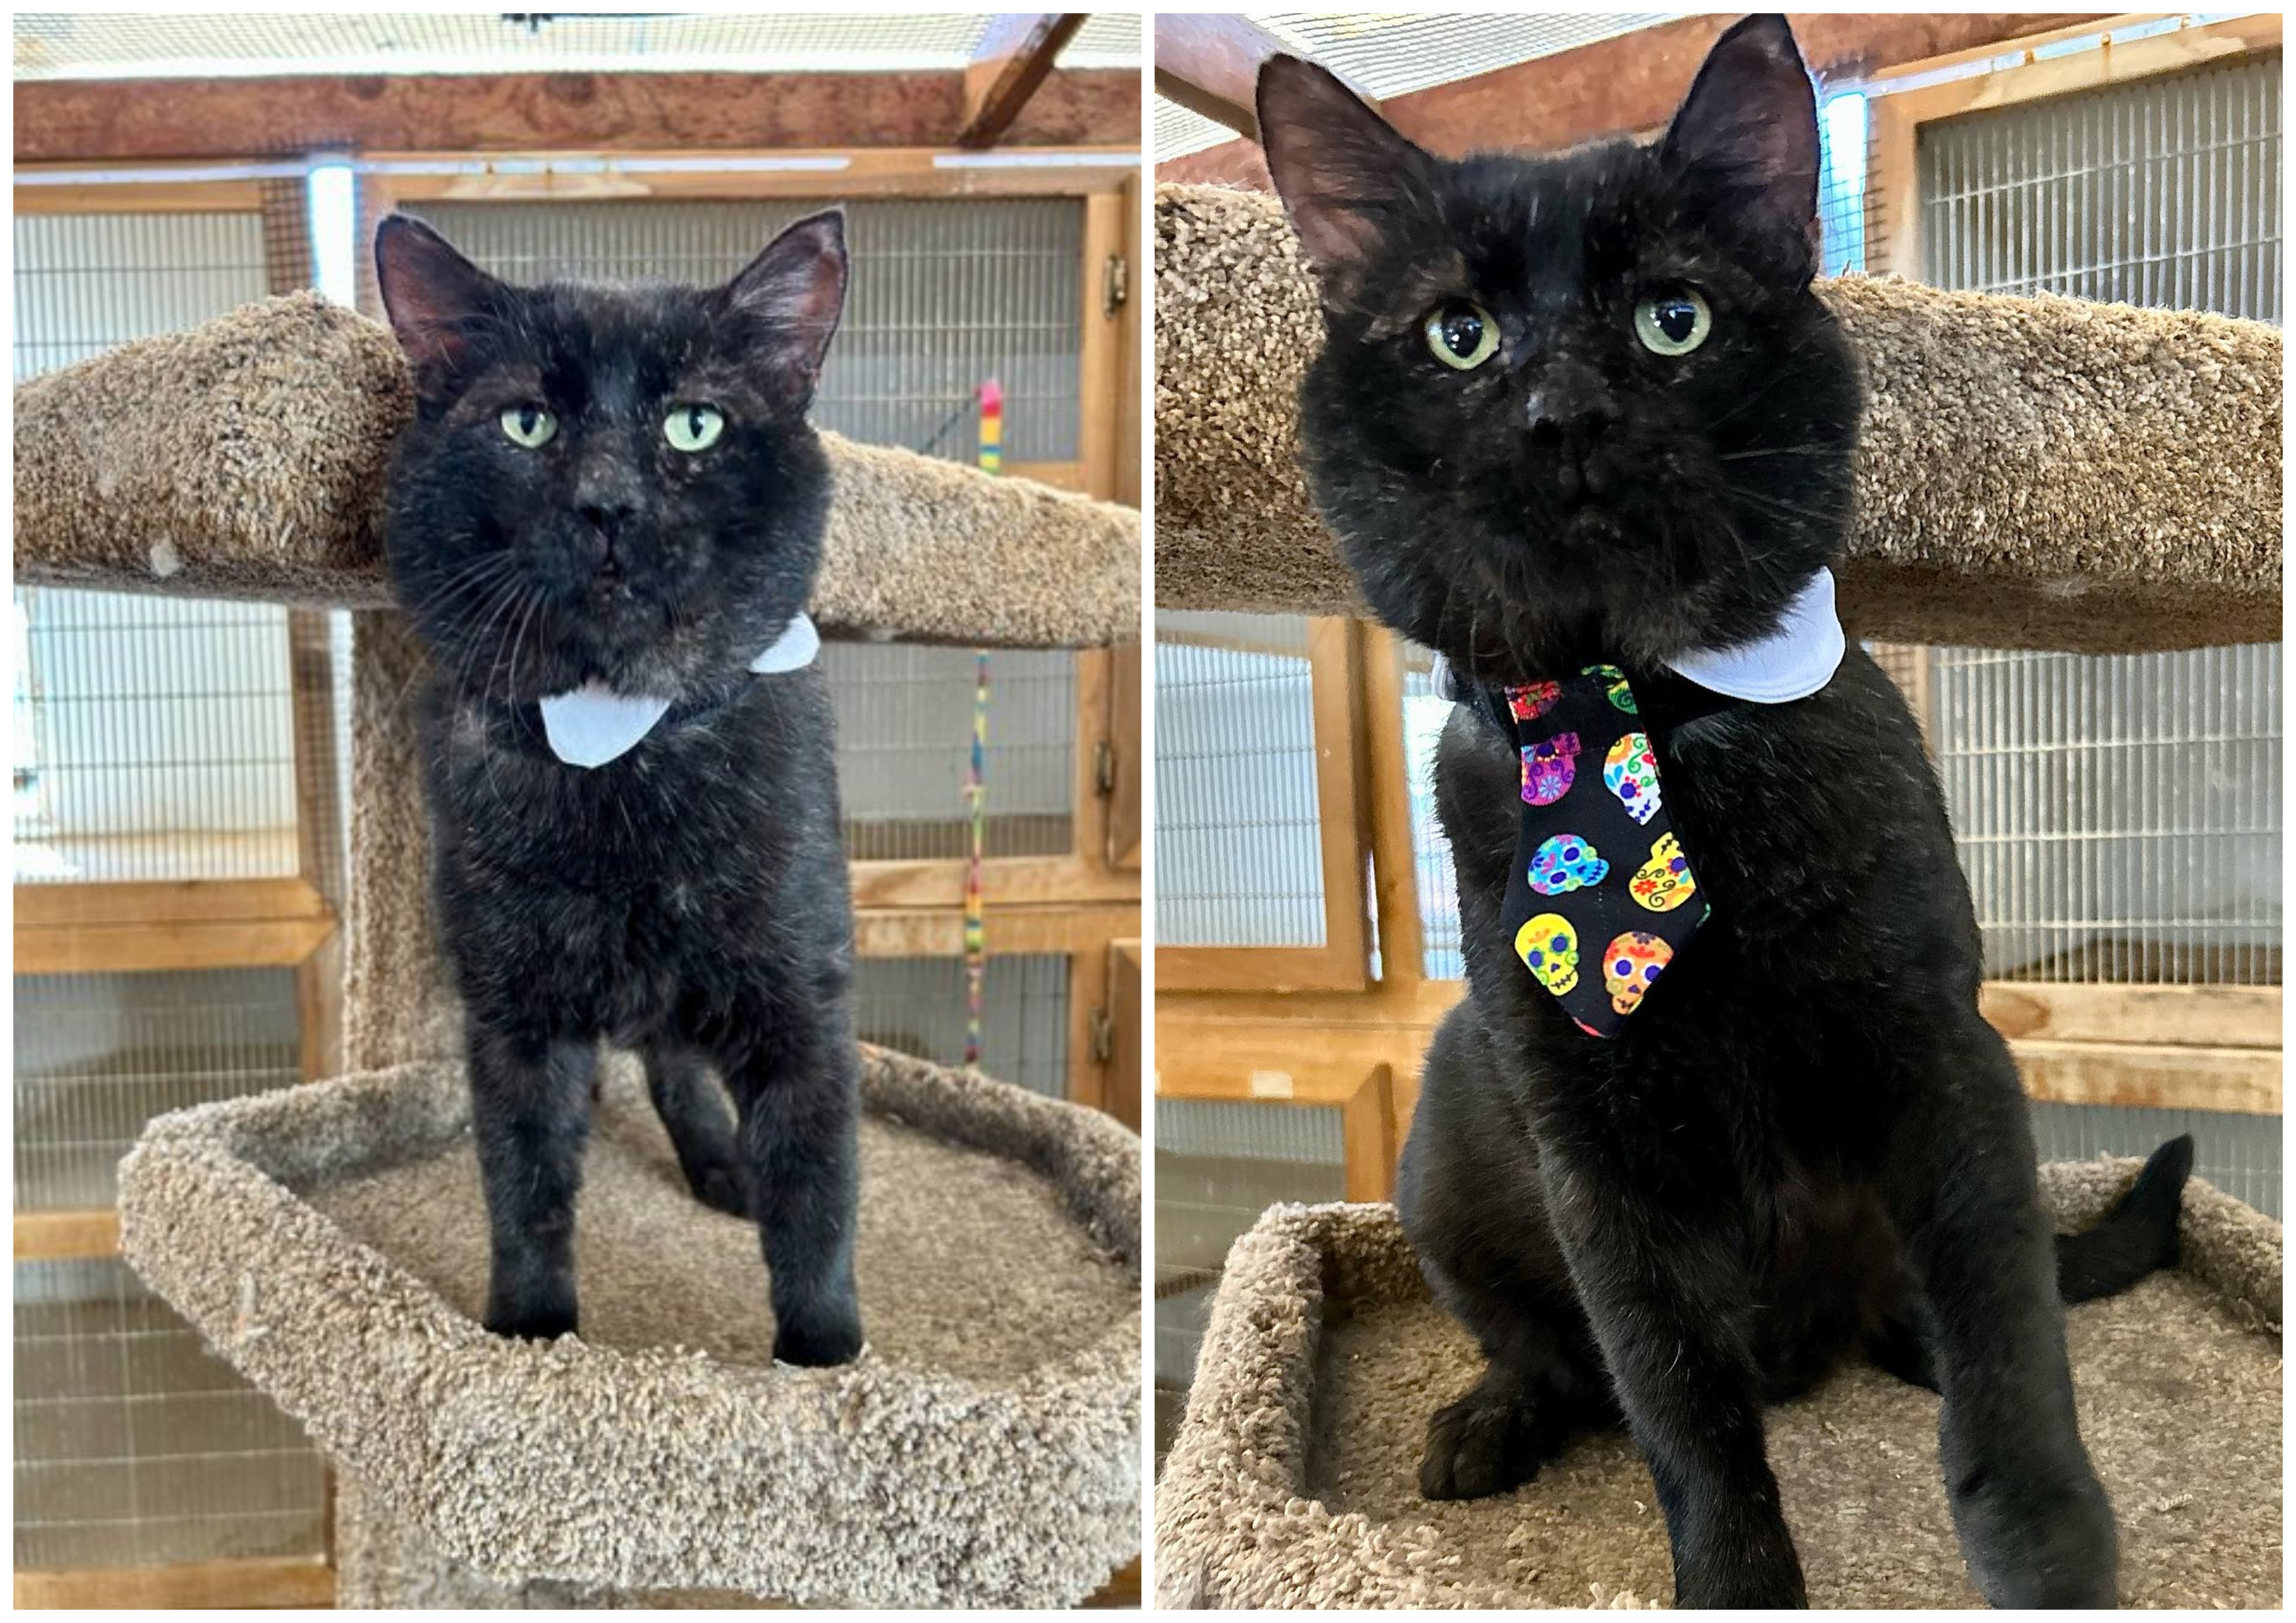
xmin=1424 ymin=300 xmax=1500 ymax=371
xmin=664 ymin=403 xmax=725 ymax=453
xmin=499 ymin=404 xmax=557 ymax=448
xmin=1634 ymin=289 xmax=1712 ymax=357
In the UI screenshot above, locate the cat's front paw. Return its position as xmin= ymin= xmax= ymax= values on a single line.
xmin=773 ymin=1307 xmax=865 ymax=1368
xmin=1420 ymin=1382 xmax=1549 ymax=1500
xmin=485 ymin=1302 xmax=580 ymax=1342
xmin=686 ymin=1158 xmax=749 ymax=1217
xmin=1953 ymin=1463 xmax=2119 ymax=1607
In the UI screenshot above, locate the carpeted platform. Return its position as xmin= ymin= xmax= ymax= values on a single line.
xmin=1153 ymin=183 xmax=2282 ymax=654
xmin=1156 ymin=1160 xmax=2280 ymax=1609
xmin=118 ymin=1046 xmax=1141 ymax=1609
xmin=14 ymin=290 xmax=1139 ymax=649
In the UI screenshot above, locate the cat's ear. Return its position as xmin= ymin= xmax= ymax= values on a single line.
xmin=374 ymin=215 xmax=505 ymax=376
xmin=1257 ymin=55 xmax=1429 ymax=313
xmin=1661 ymin=14 xmax=1821 ymax=277
xmin=719 ymin=209 xmax=848 ymax=410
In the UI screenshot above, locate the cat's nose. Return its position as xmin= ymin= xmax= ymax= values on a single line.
xmin=1522 ymin=390 xmax=1619 ymax=446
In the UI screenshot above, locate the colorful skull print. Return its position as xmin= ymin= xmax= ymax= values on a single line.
xmin=1583 ymin=663 xmax=1638 ymax=714
xmin=1604 ymin=931 xmax=1674 ymax=1016
xmin=1520 ymin=731 xmax=1581 ymax=806
xmin=1528 ymin=833 xmax=1608 ymax=895
xmin=1604 ymin=732 xmax=1662 ymax=824
xmin=1630 ymin=831 xmax=1696 ymax=912
xmin=1516 ymin=912 xmax=1579 ymax=995
xmin=1508 ymin=681 xmax=1562 ymax=722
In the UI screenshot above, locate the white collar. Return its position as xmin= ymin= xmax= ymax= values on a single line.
xmin=1429 ymin=568 xmax=1844 ymax=707
xmin=1661 ymin=567 xmax=1844 ymax=702
xmin=536 ymin=611 xmax=820 ymax=769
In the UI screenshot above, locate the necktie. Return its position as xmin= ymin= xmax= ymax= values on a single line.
xmin=1498 ymin=665 xmax=1709 ymax=1037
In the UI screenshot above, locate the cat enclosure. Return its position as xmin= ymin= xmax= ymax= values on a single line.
xmin=1149 ymin=10 xmax=2282 ymax=1471
xmin=12 ymin=12 xmax=1140 ymax=1608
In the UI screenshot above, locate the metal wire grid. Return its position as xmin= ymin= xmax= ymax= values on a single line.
xmin=14 ymin=1259 xmax=329 ymax=1571
xmin=14 ymin=971 xmax=302 ymax=1213
xmin=851 ymin=954 xmax=1069 ymax=1099
xmin=824 ymin=645 xmax=1075 ymax=863
xmin=1154 ymin=612 xmax=1328 ymax=948
xmin=13 ymin=211 xmax=269 ymax=382
xmin=14 ymin=12 xmax=1143 ymax=79
xmin=1920 ymin=54 xmax=2282 ymax=319
xmin=1152 ymin=12 xmax=1676 ymax=162
xmin=14 ymin=592 xmax=300 ymax=884
xmin=1933 ymin=646 xmax=2280 ymax=985
xmin=402 ymin=197 xmax=1085 ymax=465
xmin=1153 ymin=1099 xmax=1345 ymax=1464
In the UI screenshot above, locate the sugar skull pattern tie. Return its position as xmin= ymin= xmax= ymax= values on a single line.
xmin=1499 ymin=666 xmax=1710 ymax=1037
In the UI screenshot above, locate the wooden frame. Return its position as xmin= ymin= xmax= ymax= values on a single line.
xmin=1863 ymin=12 xmax=2282 ymax=278
xmin=1157 ymin=1063 xmax=1398 ymax=1204
xmin=14 ymin=1558 xmax=335 ymax=1610
xmin=1157 ymin=617 xmax=1374 ymax=994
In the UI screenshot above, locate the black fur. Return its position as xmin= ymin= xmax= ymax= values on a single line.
xmin=1261 ymin=16 xmax=2189 ymax=1607
xmin=374 ymin=211 xmax=863 ymax=1366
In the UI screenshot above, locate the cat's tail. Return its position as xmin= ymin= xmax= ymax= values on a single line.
xmin=2054 ymin=1135 xmax=2194 ymax=1304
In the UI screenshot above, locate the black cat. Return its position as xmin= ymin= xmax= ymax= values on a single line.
xmin=373 ymin=211 xmax=864 ymax=1366
xmin=1259 ymin=16 xmax=2191 ymax=1607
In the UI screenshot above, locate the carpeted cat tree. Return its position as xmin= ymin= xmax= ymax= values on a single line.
xmin=15 ymin=294 xmax=1142 ymax=1609
xmin=1151 ymin=183 xmax=2282 ymax=1608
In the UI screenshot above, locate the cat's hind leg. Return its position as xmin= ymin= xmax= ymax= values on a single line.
xmin=640 ymin=1043 xmax=747 ymax=1217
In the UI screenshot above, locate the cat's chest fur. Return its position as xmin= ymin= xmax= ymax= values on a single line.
xmin=1436 ymin=649 xmax=1975 ymax=1146
xmin=418 ymin=668 xmax=852 ymax=1042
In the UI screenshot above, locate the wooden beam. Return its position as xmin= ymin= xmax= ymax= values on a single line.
xmin=853 ymin=901 xmax=1138 ymax=959
xmin=1154 ymin=13 xmax=1355 ymax=145
xmin=1158 ymin=12 xmax=2111 ymax=186
xmin=15 ymin=1558 xmax=334 ymax=1609
xmin=15 ymin=876 xmax=330 ymax=930
xmin=849 ymin=854 xmax=1137 ymax=910
xmin=17 ymin=68 xmax=1140 ymax=164
xmin=16 ymin=915 xmax=337 ymax=976
xmin=1109 ymin=938 xmax=1142 ymax=1133
xmin=1982 ymin=983 xmax=2281 ymax=1052
xmin=14 ymin=1208 xmax=120 ymax=1261
xmin=2013 ymin=1041 xmax=2281 ymax=1117
xmin=959 ymin=14 xmax=1087 ymax=149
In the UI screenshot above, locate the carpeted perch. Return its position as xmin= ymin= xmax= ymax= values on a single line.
xmin=1156 ymin=1162 xmax=2280 ymax=1609
xmin=1154 ymin=183 xmax=2280 ymax=654
xmin=118 ymin=1048 xmax=1139 ymax=1609
xmin=16 ymin=290 xmax=1139 ymax=647
xmin=16 ymin=294 xmax=1143 ymax=1606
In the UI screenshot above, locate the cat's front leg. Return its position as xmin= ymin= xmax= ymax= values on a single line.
xmin=467 ymin=1026 xmax=597 ymax=1340
xmin=1544 ymin=1156 xmax=1806 ymax=1607
xmin=713 ymin=991 xmax=865 ymax=1368
xmin=1882 ymin=1017 xmax=2118 ymax=1607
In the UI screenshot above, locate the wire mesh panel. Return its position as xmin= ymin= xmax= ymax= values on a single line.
xmin=15 ymin=1259 xmax=329 ymax=1571
xmin=1153 ymin=1097 xmax=1345 ymax=1467
xmin=824 ymin=645 xmax=1074 ymax=861
xmin=14 ymin=594 xmax=298 ymax=884
xmin=403 ymin=197 xmax=1085 ymax=464
xmin=13 ymin=209 xmax=305 ymax=885
xmin=14 ymin=971 xmax=302 ymax=1213
xmin=851 ymin=954 xmax=1069 ymax=1099
xmin=1910 ymin=48 xmax=2283 ymax=1208
xmin=1155 ymin=612 xmax=1328 ymax=948
xmin=1933 ymin=646 xmax=2280 ymax=984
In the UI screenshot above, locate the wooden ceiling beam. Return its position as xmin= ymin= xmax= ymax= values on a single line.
xmin=1158 ymin=11 xmax=2113 ymax=187
xmin=16 ymin=67 xmax=1141 ymax=164
xmin=958 ymin=13 xmax=1088 ymax=150
xmin=1153 ymin=12 xmax=1374 ymax=146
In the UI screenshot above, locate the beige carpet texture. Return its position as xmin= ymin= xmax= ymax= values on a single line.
xmin=1154 ymin=183 xmax=2283 ymax=654
xmin=118 ymin=1046 xmax=1141 ymax=1609
xmin=14 ymin=291 xmax=1139 ymax=649
xmin=1156 ymin=1161 xmax=2280 ymax=1609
